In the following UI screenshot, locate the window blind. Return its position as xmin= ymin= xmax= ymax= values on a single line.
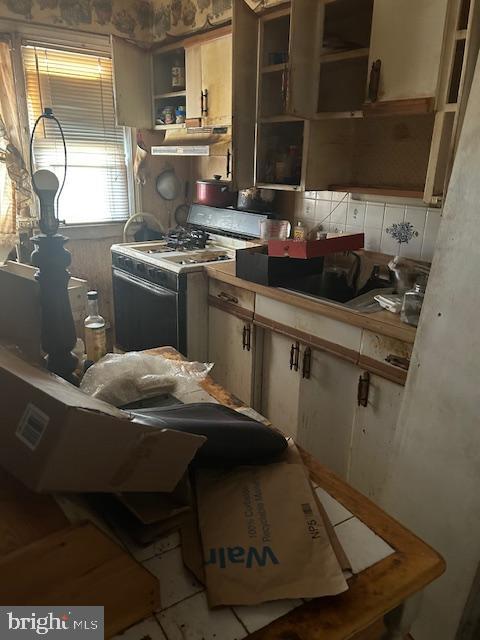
xmin=23 ymin=45 xmax=129 ymax=224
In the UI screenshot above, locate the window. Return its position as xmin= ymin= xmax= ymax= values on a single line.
xmin=23 ymin=45 xmax=130 ymax=224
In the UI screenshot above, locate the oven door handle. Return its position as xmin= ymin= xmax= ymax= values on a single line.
xmin=113 ymin=268 xmax=177 ymax=296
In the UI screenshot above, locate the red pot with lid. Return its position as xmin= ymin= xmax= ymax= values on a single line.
xmin=195 ymin=175 xmax=235 ymax=208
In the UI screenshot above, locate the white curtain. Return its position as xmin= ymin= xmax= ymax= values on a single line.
xmin=0 ymin=38 xmax=31 ymax=249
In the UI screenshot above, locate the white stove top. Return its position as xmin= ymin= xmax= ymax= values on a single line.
xmin=112 ymin=234 xmax=255 ymax=273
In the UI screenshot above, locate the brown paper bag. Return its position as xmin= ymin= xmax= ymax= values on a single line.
xmin=196 ymin=461 xmax=348 ymax=606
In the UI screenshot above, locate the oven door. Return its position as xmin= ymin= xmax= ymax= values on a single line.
xmin=112 ymin=268 xmax=186 ymax=353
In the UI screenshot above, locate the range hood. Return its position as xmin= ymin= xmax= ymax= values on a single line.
xmin=151 ymin=125 xmax=231 ymax=157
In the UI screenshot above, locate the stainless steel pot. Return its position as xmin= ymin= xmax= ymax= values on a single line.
xmin=237 ymin=187 xmax=276 ymax=212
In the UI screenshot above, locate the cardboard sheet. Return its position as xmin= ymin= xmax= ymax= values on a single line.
xmin=196 ymin=458 xmax=348 ymax=606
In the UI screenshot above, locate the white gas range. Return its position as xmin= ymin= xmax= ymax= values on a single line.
xmin=111 ymin=205 xmax=270 ymax=360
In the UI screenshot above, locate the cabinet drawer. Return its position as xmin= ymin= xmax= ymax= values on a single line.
xmin=209 ymin=279 xmax=255 ymax=313
xmin=359 ymin=331 xmax=412 ymax=385
xmin=255 ymin=295 xmax=362 ymax=354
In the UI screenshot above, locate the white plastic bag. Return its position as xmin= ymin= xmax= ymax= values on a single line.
xmin=80 ymin=352 xmax=212 ymax=407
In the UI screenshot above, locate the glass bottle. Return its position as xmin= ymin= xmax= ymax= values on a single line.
xmin=293 ymin=220 xmax=307 ymax=242
xmin=401 ymin=280 xmax=426 ymax=327
xmin=84 ymin=290 xmax=107 ymax=362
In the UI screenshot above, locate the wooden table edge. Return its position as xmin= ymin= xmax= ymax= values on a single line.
xmin=148 ymin=347 xmax=445 ymax=640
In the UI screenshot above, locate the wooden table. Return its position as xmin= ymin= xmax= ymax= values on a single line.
xmin=152 ymin=347 xmax=445 ymax=640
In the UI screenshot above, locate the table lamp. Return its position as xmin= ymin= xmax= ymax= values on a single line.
xmin=29 ymin=108 xmax=78 ymax=383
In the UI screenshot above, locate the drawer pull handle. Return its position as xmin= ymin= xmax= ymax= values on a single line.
xmin=290 ymin=341 xmax=300 ymax=371
xmin=217 ymin=291 xmax=238 ymax=304
xmin=385 ymin=354 xmax=410 ymax=371
xmin=358 ymin=371 xmax=370 ymax=407
xmin=302 ymin=347 xmax=311 ymax=379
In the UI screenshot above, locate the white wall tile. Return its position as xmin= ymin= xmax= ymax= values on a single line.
xmin=347 ymin=201 xmax=366 ymax=228
xmin=421 ymin=209 xmax=442 ymax=261
xmin=334 ymin=517 xmax=394 ymax=574
xmin=330 ymin=201 xmax=348 ymax=225
xmin=294 ymin=192 xmax=441 ymax=263
xmin=364 ymin=227 xmax=382 ymax=252
xmin=301 ymin=198 xmax=316 ymax=219
xmin=405 ymin=206 xmax=427 ymax=237
xmin=144 ymin=547 xmax=203 ymax=610
xmin=315 ymin=199 xmax=331 ymax=225
xmin=399 ymin=235 xmax=423 ymax=260
xmin=234 ymin=599 xmax=302 ymax=634
xmin=364 ymin=203 xmax=385 ymax=229
xmin=331 ymin=191 xmax=348 ymax=202
xmin=384 ymin=204 xmax=406 ymax=229
xmin=113 ymin=617 xmax=167 ymax=640
xmin=380 ymin=229 xmax=401 ymax=256
xmin=316 ymin=191 xmax=332 ymax=201
xmin=157 ymin=592 xmax=247 ymax=640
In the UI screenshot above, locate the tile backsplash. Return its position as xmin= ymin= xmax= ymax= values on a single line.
xmin=295 ymin=192 xmax=442 ymax=262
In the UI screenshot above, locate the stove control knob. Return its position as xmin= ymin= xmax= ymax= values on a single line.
xmin=116 ymin=255 xmax=125 ymax=267
xmin=136 ymin=262 xmax=146 ymax=274
xmin=147 ymin=267 xmax=157 ymax=279
xmin=124 ymin=257 xmax=133 ymax=270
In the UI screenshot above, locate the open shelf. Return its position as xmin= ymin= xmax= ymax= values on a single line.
xmin=259 ymin=115 xmax=303 ymax=123
xmin=262 ymin=13 xmax=290 ymax=68
xmin=322 ymin=0 xmax=373 ymax=55
xmin=154 ymin=123 xmax=187 ymax=131
xmin=256 ymin=121 xmax=304 ymax=187
xmin=318 ymin=56 xmax=370 ymax=112
xmin=320 ymin=47 xmax=370 ymax=64
xmin=261 ymin=63 xmax=288 ymax=74
xmin=329 ymin=185 xmax=425 ymax=199
xmin=256 ymin=183 xmax=301 ymax=192
xmin=154 ymin=90 xmax=186 ymax=100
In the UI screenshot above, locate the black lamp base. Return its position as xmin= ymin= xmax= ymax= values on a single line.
xmin=31 ymin=234 xmax=78 ymax=384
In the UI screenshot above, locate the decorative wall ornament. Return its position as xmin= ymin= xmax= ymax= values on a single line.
xmin=386 ymin=221 xmax=419 ymax=244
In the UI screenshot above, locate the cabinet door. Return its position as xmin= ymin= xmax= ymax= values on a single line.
xmin=232 ymin=0 xmax=259 ymax=190
xmin=368 ymin=0 xmax=449 ymax=103
xmin=208 ymin=306 xmax=255 ymax=406
xmin=185 ymin=45 xmax=203 ymax=120
xmin=297 ymin=348 xmax=359 ymax=478
xmin=260 ymin=331 xmax=301 ymax=439
xmin=111 ymin=36 xmax=152 ymax=129
xmin=287 ymin=0 xmax=324 ymax=116
xmin=349 ymin=374 xmax=404 ymax=501
xmin=201 ymin=36 xmax=233 ymax=126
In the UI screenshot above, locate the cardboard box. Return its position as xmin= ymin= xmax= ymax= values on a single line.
xmin=0 ymin=261 xmax=88 ymax=363
xmin=0 ymin=348 xmax=205 ymax=493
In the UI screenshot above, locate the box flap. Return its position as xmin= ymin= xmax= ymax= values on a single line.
xmin=0 ymin=348 xmax=125 ymax=419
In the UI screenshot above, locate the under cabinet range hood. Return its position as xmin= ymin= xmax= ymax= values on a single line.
xmin=151 ymin=126 xmax=231 ymax=157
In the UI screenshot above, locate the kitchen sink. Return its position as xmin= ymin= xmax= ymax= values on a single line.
xmin=283 ymin=271 xmax=394 ymax=314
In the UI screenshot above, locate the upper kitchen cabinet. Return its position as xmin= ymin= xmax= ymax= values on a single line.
xmin=111 ymin=36 xmax=152 ymax=129
xmin=111 ymin=30 xmax=232 ymax=131
xmin=185 ymin=35 xmax=232 ymax=126
xmin=316 ymin=0 xmax=374 ymax=116
xmin=366 ymin=0 xmax=449 ymax=108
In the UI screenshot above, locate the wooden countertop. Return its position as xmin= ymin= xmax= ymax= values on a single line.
xmin=206 ymin=262 xmax=417 ymax=344
xmin=151 ymin=347 xmax=445 ymax=640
